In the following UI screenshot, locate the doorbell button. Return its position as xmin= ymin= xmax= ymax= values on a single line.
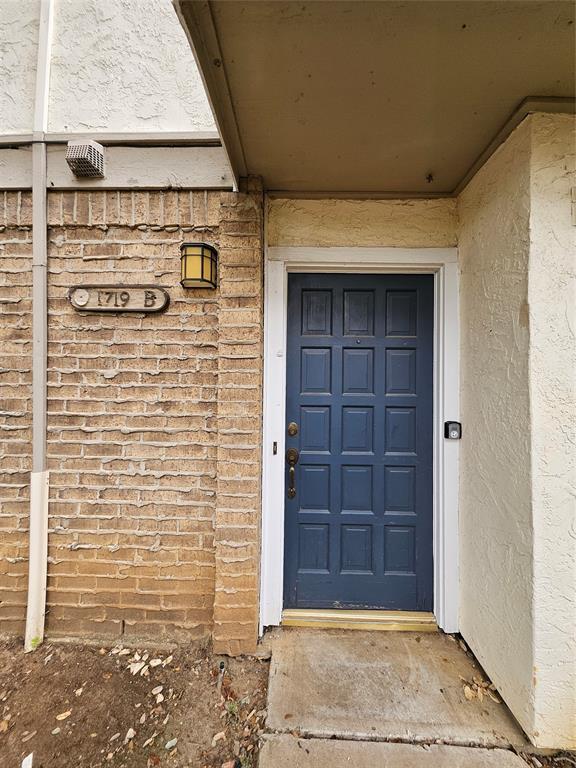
xmin=444 ymin=421 xmax=462 ymax=439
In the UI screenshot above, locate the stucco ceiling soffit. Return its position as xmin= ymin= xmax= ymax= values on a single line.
xmin=176 ymin=0 xmax=576 ymax=194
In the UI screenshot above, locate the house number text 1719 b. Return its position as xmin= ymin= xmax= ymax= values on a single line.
xmin=68 ymin=285 xmax=170 ymax=313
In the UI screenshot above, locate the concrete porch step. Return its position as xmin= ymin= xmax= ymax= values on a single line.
xmin=266 ymin=629 xmax=528 ymax=748
xmin=259 ymin=735 xmax=528 ymax=768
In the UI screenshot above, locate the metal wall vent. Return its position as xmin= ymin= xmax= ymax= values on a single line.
xmin=65 ymin=139 xmax=105 ymax=178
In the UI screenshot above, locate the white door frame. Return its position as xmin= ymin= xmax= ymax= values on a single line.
xmin=259 ymin=247 xmax=459 ymax=634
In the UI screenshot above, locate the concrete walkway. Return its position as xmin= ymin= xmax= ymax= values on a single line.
xmin=262 ymin=628 xmax=529 ymax=767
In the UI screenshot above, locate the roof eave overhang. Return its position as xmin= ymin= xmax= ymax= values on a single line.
xmin=174 ymin=0 xmax=246 ymax=191
xmin=175 ymin=1 xmax=575 ymax=197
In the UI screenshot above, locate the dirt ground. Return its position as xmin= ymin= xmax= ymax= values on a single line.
xmin=0 ymin=636 xmax=573 ymax=768
xmin=0 ymin=638 xmax=269 ymax=768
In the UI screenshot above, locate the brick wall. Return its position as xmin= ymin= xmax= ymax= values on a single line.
xmin=214 ymin=181 xmax=263 ymax=654
xmin=0 ymin=184 xmax=264 ymax=653
xmin=0 ymin=192 xmax=33 ymax=636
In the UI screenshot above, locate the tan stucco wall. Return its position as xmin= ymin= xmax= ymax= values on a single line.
xmin=267 ymin=198 xmax=458 ymax=247
xmin=458 ymin=119 xmax=535 ymax=736
xmin=528 ymin=113 xmax=576 ymax=748
xmin=458 ymin=114 xmax=576 ymax=748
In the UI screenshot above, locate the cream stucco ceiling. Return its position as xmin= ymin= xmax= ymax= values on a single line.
xmin=178 ymin=1 xmax=575 ymax=194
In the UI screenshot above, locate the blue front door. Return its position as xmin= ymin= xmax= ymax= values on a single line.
xmin=284 ymin=273 xmax=434 ymax=611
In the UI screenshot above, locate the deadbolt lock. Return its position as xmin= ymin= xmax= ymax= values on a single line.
xmin=285 ymin=448 xmax=300 ymax=465
xmin=287 ymin=422 xmax=299 ymax=437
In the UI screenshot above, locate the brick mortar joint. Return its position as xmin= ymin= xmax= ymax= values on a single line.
xmin=47 ymin=224 xmax=218 ymax=233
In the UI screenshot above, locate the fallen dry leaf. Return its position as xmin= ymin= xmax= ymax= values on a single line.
xmin=56 ymin=710 xmax=72 ymax=721
xmin=461 ymin=674 xmax=501 ymax=704
xmin=165 ymin=737 xmax=178 ymax=750
xmin=487 ymin=690 xmax=501 ymax=704
xmin=143 ymin=732 xmax=158 ymax=748
xmin=212 ymin=730 xmax=226 ymax=747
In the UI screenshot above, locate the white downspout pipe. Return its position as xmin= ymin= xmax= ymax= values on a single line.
xmin=24 ymin=0 xmax=53 ymax=652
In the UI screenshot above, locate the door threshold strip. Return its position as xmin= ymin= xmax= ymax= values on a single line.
xmin=281 ymin=609 xmax=437 ymax=632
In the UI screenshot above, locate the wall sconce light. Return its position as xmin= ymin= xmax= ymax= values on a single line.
xmin=180 ymin=242 xmax=218 ymax=289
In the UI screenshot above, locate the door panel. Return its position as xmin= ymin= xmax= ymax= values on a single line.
xmin=284 ymin=273 xmax=434 ymax=611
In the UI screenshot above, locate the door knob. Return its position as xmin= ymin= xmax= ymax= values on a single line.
xmin=285 ymin=448 xmax=300 ymax=498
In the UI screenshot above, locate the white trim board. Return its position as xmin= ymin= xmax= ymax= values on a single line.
xmin=0 ymin=148 xmax=32 ymax=189
xmin=259 ymin=246 xmax=460 ymax=634
xmin=46 ymin=145 xmax=233 ymax=190
xmin=0 ymin=131 xmax=221 ymax=146
xmin=0 ymin=145 xmax=234 ymax=191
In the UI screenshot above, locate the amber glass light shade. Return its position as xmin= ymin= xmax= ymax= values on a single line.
xmin=180 ymin=243 xmax=218 ymax=288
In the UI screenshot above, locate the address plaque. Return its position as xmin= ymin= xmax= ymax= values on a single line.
xmin=68 ymin=285 xmax=170 ymax=313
